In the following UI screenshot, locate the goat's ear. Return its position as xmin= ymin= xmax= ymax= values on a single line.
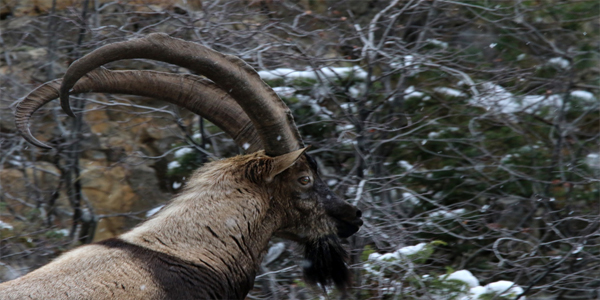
xmin=266 ymin=147 xmax=309 ymax=183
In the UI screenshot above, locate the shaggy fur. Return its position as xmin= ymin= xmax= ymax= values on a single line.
xmin=303 ymin=235 xmax=350 ymax=291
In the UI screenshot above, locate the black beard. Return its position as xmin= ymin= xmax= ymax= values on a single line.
xmin=302 ymin=235 xmax=350 ymax=292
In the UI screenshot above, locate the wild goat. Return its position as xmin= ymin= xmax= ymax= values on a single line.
xmin=1 ymin=33 xmax=363 ymax=299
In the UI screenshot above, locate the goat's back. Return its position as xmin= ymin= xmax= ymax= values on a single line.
xmin=0 ymin=238 xmax=239 ymax=299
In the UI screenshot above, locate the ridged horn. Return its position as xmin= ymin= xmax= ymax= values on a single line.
xmin=16 ymin=68 xmax=262 ymax=152
xmin=59 ymin=33 xmax=303 ymax=156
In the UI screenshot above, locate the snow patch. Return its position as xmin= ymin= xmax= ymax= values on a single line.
xmin=570 ymin=90 xmax=595 ymax=101
xmin=404 ymin=86 xmax=425 ymax=100
xmin=429 ymin=209 xmax=467 ymax=219
xmin=428 ymin=131 xmax=441 ymax=139
xmin=146 ymin=205 xmax=165 ymax=217
xmin=167 ymin=161 xmax=181 ymax=170
xmin=444 ymin=270 xmax=480 ymax=288
xmin=397 ymin=243 xmax=427 ymax=256
xmin=471 ymin=82 xmax=564 ymax=115
xmin=548 ymin=57 xmax=570 ymax=69
xmin=367 ymin=243 xmax=427 ymax=263
xmin=434 ymin=87 xmax=466 ymax=98
xmin=258 ymin=66 xmax=368 ymax=81
xmin=336 ymin=124 xmax=355 ymax=132
xmin=0 ymin=220 xmax=13 ymax=230
xmin=174 ymin=147 xmax=194 ymax=158
xmin=462 ymin=280 xmax=525 ymax=300
xmin=56 ymin=229 xmax=69 ymax=236
xmin=402 ymin=192 xmax=419 ymax=205
xmin=586 ymin=153 xmax=600 ymax=169
xmin=427 ymin=39 xmax=448 ymax=48
xmin=272 ymin=86 xmax=297 ymax=98
xmin=398 ymin=160 xmax=414 ymax=170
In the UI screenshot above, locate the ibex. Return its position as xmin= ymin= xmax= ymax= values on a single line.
xmin=1 ymin=33 xmax=363 ymax=299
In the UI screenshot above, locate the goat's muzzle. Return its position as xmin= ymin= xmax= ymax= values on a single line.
xmin=332 ymin=205 xmax=363 ymax=238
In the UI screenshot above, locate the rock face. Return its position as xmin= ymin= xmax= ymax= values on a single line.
xmin=1 ymin=0 xmax=200 ymax=17
xmin=0 ymin=2 xmax=205 ymax=245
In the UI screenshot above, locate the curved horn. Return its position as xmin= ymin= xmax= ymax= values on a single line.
xmin=16 ymin=68 xmax=262 ymax=152
xmin=60 ymin=33 xmax=303 ymax=156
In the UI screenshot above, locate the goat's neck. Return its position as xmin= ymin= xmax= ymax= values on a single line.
xmin=120 ymin=173 xmax=280 ymax=295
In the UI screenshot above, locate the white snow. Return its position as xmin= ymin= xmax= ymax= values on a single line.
xmin=263 ymin=242 xmax=286 ymax=265
xmin=398 ymin=160 xmax=414 ymax=170
xmin=272 ymin=86 xmax=297 ymax=98
xmin=471 ymin=82 xmax=516 ymax=113
xmin=390 ymin=55 xmax=425 ymax=75
xmin=429 ymin=208 xmax=466 ymax=219
xmin=172 ymin=182 xmax=182 ymax=189
xmin=570 ymin=90 xmax=595 ymax=101
xmin=339 ymin=102 xmax=357 ymax=113
xmin=444 ymin=270 xmax=480 ymax=287
xmin=462 ymin=280 xmax=525 ymax=300
xmin=0 ymin=220 xmax=13 ymax=230
xmin=402 ymin=192 xmax=419 ymax=205
xmin=324 ymin=66 xmax=368 ymax=79
xmin=485 ymin=281 xmax=524 ymax=297
xmin=174 ymin=147 xmax=194 ymax=158
xmin=434 ymin=87 xmax=466 ymax=98
xmin=501 ymin=154 xmax=513 ymax=163
xmin=257 ymin=68 xmax=297 ymax=80
xmin=349 ymin=85 xmax=364 ymax=97
xmin=346 ymin=186 xmax=357 ymax=195
xmin=428 ymin=131 xmax=441 ymax=139
xmin=586 ymin=153 xmax=600 ymax=169
xmin=397 ymin=243 xmax=427 ymax=256
xmin=368 ymin=243 xmax=428 ymax=263
xmin=336 ymin=124 xmax=355 ymax=132
xmin=470 ymin=82 xmax=566 ymax=115
xmin=404 ymin=86 xmax=425 ymax=100
xmin=521 ymin=94 xmax=563 ymax=113
xmin=427 ymin=39 xmax=448 ymax=49
xmin=167 ymin=161 xmax=181 ymax=170
xmin=146 ymin=205 xmax=165 ymax=217
xmin=548 ymin=57 xmax=570 ymax=69
xmin=258 ymin=66 xmax=368 ymax=81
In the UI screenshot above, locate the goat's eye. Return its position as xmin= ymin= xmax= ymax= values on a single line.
xmin=298 ymin=176 xmax=311 ymax=185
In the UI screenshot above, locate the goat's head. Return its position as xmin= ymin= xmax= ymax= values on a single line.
xmin=264 ymin=150 xmax=362 ymax=290
xmin=15 ymin=33 xmax=362 ymax=291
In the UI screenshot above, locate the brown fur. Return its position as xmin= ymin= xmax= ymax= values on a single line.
xmin=0 ymin=151 xmax=362 ymax=299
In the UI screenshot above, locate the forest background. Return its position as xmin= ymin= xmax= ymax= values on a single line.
xmin=0 ymin=0 xmax=598 ymax=299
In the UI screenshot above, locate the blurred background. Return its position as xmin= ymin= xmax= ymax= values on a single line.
xmin=0 ymin=0 xmax=598 ymax=299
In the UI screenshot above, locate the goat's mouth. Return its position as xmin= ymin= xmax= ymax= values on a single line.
xmin=334 ymin=217 xmax=363 ymax=238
